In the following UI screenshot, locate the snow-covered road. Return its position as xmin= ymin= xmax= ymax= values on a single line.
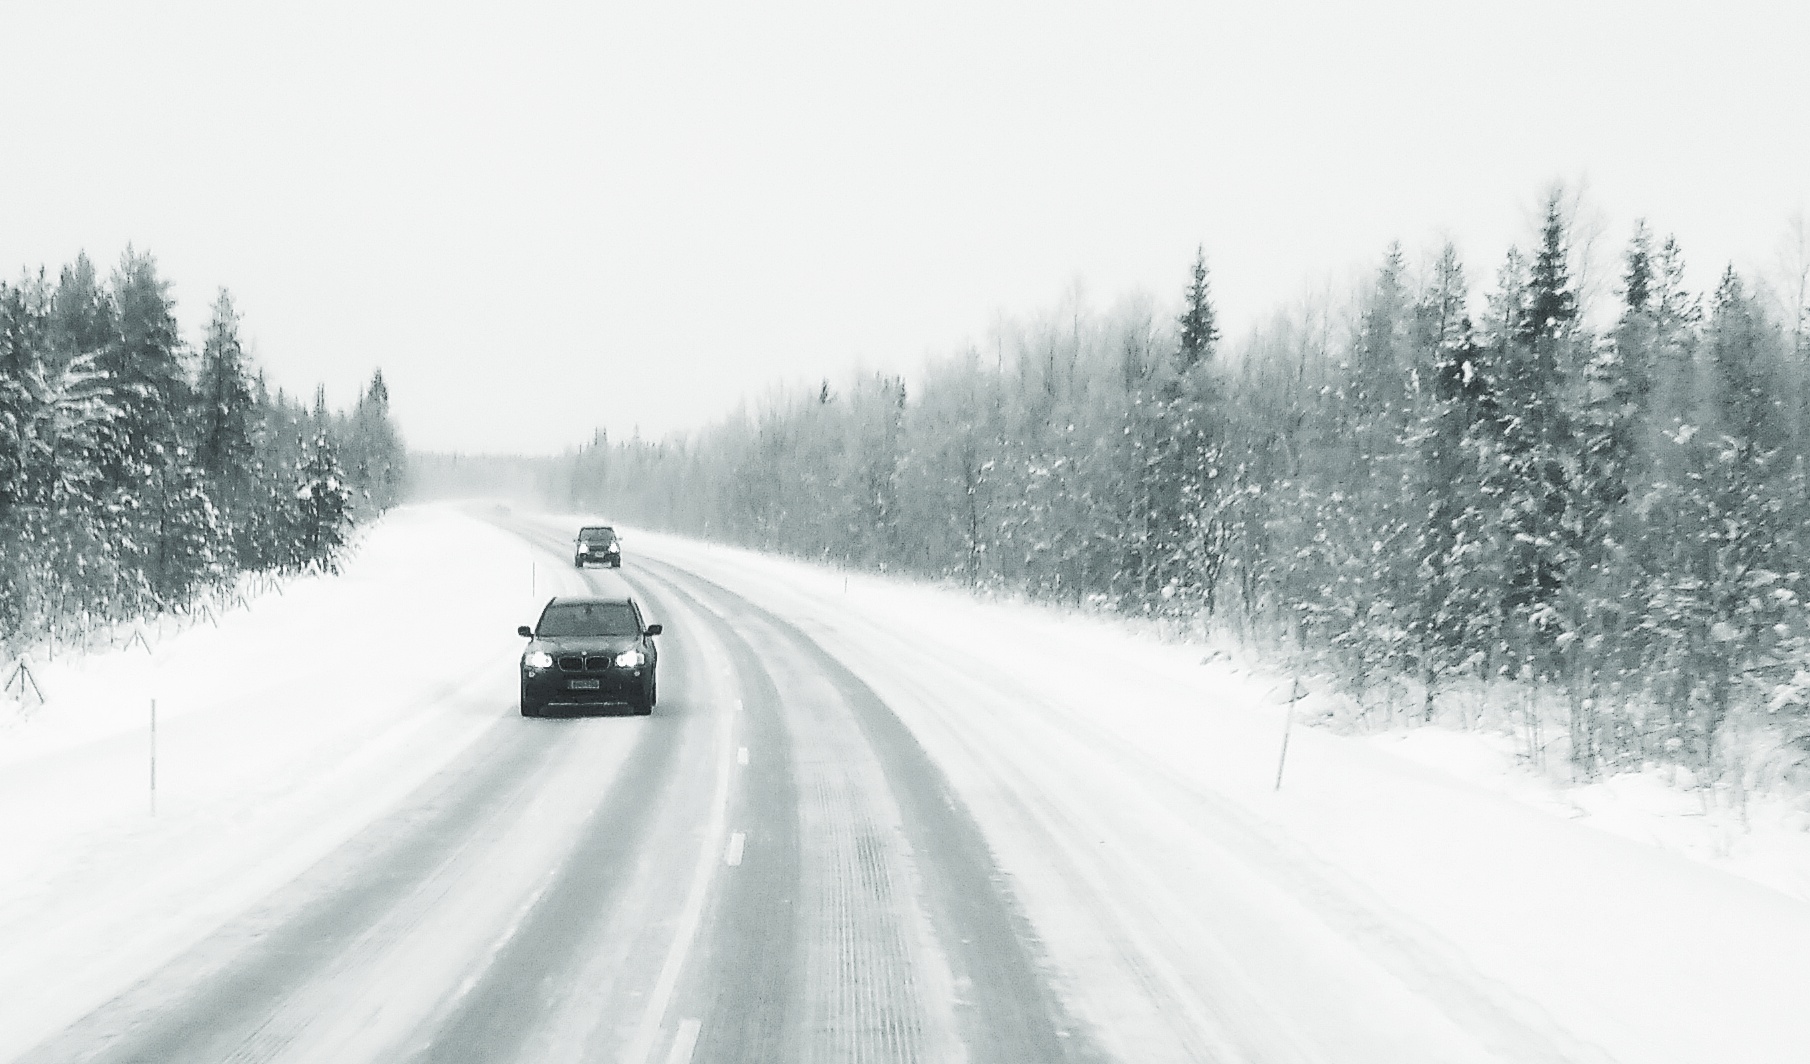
xmin=3 ymin=504 xmax=1807 ymax=1063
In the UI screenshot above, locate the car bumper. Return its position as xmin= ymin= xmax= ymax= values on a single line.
xmin=575 ymin=551 xmax=620 ymax=565
xmin=523 ymin=668 xmax=645 ymax=703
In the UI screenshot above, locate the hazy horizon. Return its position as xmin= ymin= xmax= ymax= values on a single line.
xmin=4 ymin=0 xmax=1806 ymax=455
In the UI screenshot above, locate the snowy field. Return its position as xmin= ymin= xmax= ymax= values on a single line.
xmin=2 ymin=502 xmax=1807 ymax=1063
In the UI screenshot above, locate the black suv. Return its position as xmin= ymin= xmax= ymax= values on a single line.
xmin=575 ymin=526 xmax=621 ymax=568
xmin=518 ymin=595 xmax=661 ymax=716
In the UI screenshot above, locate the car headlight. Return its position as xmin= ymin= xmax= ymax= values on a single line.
xmin=525 ymin=651 xmax=554 ymax=669
xmin=614 ymin=649 xmax=646 ymax=668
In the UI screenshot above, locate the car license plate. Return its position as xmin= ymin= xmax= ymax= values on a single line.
xmin=569 ymin=679 xmax=601 ymax=690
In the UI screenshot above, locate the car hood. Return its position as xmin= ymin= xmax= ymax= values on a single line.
xmin=530 ymin=635 xmax=641 ymax=655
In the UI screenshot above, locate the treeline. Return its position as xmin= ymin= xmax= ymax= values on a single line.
xmin=556 ymin=194 xmax=1810 ymax=778
xmin=0 ymin=249 xmax=406 ymax=645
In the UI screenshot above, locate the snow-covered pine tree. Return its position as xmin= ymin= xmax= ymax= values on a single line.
xmin=293 ymin=432 xmax=353 ymax=570
xmin=194 ymin=290 xmax=257 ymax=497
xmin=1562 ymin=223 xmax=1671 ymax=770
xmin=1470 ymin=197 xmax=1587 ymax=680
xmin=345 ymin=368 xmax=406 ymax=513
xmin=1641 ymin=267 xmax=1799 ymax=769
xmin=193 ymin=288 xmax=261 ymax=568
xmin=107 ymin=248 xmax=215 ymax=608
xmin=1403 ymin=243 xmax=1499 ymax=714
xmin=1142 ymin=246 xmax=1229 ymax=615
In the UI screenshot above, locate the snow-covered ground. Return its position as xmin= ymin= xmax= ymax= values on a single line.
xmin=4 ymin=502 xmax=1808 ymax=1063
xmin=593 ymin=517 xmax=1810 ymax=1064
xmin=0 ymin=506 xmax=593 ymax=1061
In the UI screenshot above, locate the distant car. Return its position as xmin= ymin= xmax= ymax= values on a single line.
xmin=575 ymin=525 xmax=621 ymax=568
xmin=518 ymin=595 xmax=661 ymax=716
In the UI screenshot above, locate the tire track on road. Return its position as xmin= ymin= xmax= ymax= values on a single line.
xmin=18 ymin=714 xmax=575 ymax=1064
xmin=638 ymin=556 xmax=1108 ymax=1064
xmin=618 ymin=567 xmax=803 ymax=1064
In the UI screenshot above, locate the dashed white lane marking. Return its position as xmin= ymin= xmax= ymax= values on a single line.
xmin=622 ymin=634 xmax=737 ymax=1064
xmin=725 ymin=832 xmax=745 ymax=867
xmin=663 ymin=1018 xmax=702 ymax=1064
xmin=737 ymin=746 xmax=749 ymax=765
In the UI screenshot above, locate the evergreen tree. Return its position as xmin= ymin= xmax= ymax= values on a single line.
xmin=103 ymin=247 xmax=189 ymax=479
xmin=1140 ymin=247 xmax=1229 ymax=613
xmin=46 ymin=254 xmax=115 ymax=370
xmin=1472 ymin=200 xmax=1586 ymax=673
xmin=346 ymin=368 xmax=406 ymax=512
xmin=194 ymin=289 xmax=257 ymax=488
xmin=293 ymin=432 xmax=353 ymax=569
xmin=1176 ymin=245 xmax=1219 ymax=371
xmin=1405 ymin=244 xmax=1497 ymax=702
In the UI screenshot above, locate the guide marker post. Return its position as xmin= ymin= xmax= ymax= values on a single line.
xmin=1274 ymin=677 xmax=1301 ymax=792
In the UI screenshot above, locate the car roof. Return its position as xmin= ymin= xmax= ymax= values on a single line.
xmin=578 ymin=525 xmax=615 ymax=533
xmin=544 ymin=593 xmax=635 ymax=607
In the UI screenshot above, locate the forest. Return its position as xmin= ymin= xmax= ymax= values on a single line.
xmin=0 ymin=249 xmax=406 ymax=650
xmin=549 ymin=193 xmax=1810 ymax=783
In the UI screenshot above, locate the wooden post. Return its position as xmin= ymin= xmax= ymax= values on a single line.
xmin=1275 ymin=677 xmax=1301 ymax=791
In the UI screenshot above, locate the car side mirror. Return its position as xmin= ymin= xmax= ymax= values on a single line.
xmin=644 ymin=624 xmax=663 ymax=637
xmin=517 ymin=625 xmax=533 ymax=638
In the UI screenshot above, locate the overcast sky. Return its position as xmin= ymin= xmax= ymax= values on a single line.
xmin=2 ymin=1 xmax=1805 ymax=454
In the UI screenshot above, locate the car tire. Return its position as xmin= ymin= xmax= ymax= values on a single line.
xmin=573 ymin=557 xmax=584 ymax=569
xmin=521 ymin=686 xmax=545 ymax=717
xmin=632 ymin=675 xmax=656 ymax=715
xmin=611 ymin=559 xmax=621 ymax=568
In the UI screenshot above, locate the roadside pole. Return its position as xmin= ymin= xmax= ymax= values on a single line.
xmin=1274 ymin=677 xmax=1300 ymax=791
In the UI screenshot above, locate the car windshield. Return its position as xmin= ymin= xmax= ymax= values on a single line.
xmin=580 ymin=528 xmax=615 ymax=544
xmin=537 ymin=602 xmax=638 ymax=638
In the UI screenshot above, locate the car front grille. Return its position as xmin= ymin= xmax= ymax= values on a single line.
xmin=557 ymin=654 xmax=618 ymax=672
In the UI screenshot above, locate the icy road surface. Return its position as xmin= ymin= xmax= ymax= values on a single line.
xmin=1 ymin=504 xmax=1806 ymax=1063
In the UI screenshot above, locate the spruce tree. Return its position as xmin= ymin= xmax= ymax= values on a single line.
xmin=195 ymin=290 xmax=256 ymax=483
xmin=105 ymin=248 xmax=188 ymax=476
xmin=1176 ymin=246 xmax=1219 ymax=372
xmin=1136 ymin=247 xmax=1230 ymax=613
xmin=346 ymin=368 xmax=405 ymax=512
xmin=1406 ymin=244 xmax=1496 ymax=702
xmin=293 ymin=432 xmax=353 ymax=569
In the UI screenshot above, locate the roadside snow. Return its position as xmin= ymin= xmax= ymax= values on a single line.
xmin=589 ymin=518 xmax=1810 ymax=1064
xmin=0 ymin=504 xmax=573 ymax=1061
xmin=1367 ymin=727 xmax=1810 ymax=903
